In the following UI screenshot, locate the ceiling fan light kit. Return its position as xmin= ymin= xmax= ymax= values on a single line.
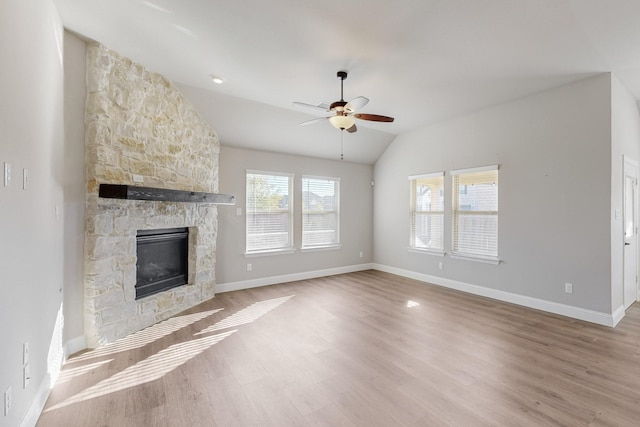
xmin=294 ymin=70 xmax=395 ymax=133
xmin=329 ymin=115 xmax=355 ymax=130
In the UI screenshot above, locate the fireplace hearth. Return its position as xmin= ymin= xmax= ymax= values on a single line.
xmin=136 ymin=227 xmax=189 ymax=299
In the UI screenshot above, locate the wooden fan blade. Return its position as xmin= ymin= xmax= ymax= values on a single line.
xmin=293 ymin=102 xmax=330 ymax=115
xmin=353 ymin=113 xmax=394 ymax=122
xmin=345 ymin=96 xmax=369 ymax=112
xmin=299 ymin=117 xmax=328 ymax=126
xmin=346 ymin=123 xmax=357 ymax=133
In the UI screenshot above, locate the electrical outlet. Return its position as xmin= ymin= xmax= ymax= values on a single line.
xmin=23 ymin=364 xmax=30 ymax=389
xmin=246 ymin=263 xmax=252 ymax=272
xmin=23 ymin=340 xmax=29 ymax=365
xmin=565 ymin=283 xmax=573 ymax=294
xmin=438 ymin=262 xmax=443 ymax=270
xmin=4 ymin=386 xmax=11 ymax=416
xmin=359 ymin=251 xmax=363 ymax=258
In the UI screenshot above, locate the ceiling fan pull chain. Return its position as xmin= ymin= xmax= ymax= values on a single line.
xmin=341 ymin=130 xmax=344 ymax=160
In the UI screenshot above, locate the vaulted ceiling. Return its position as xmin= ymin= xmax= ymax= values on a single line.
xmin=54 ymin=0 xmax=640 ymax=163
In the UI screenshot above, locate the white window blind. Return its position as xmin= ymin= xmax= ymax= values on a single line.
xmin=302 ymin=176 xmax=340 ymax=248
xmin=246 ymin=171 xmax=293 ymax=253
xmin=452 ymin=166 xmax=498 ymax=259
xmin=409 ymin=173 xmax=444 ymax=252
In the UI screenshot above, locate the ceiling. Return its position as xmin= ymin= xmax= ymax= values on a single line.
xmin=54 ymin=0 xmax=640 ymax=164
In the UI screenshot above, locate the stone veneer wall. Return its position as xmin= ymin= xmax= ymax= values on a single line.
xmin=84 ymin=43 xmax=220 ymax=348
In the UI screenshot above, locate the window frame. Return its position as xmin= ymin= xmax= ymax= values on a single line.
xmin=451 ymin=165 xmax=499 ymax=264
xmin=245 ymin=169 xmax=295 ymax=255
xmin=408 ymin=172 xmax=445 ymax=255
xmin=301 ymin=175 xmax=341 ymax=250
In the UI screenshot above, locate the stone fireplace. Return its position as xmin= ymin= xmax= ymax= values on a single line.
xmin=83 ymin=43 xmax=224 ymax=348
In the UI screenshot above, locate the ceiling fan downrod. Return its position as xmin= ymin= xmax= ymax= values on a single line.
xmin=337 ymin=70 xmax=347 ymax=102
xmin=330 ymin=71 xmax=349 ymax=111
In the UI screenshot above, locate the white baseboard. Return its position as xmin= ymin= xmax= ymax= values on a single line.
xmin=216 ymin=263 xmax=374 ymax=293
xmin=20 ymin=374 xmax=52 ymax=427
xmin=64 ymin=335 xmax=87 ymax=358
xmin=611 ymin=305 xmax=626 ymax=327
xmin=373 ymin=263 xmax=619 ymax=327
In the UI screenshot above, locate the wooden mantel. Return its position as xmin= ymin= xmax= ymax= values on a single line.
xmin=99 ymin=184 xmax=236 ymax=205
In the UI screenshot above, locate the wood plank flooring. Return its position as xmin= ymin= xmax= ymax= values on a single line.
xmin=37 ymin=270 xmax=640 ymax=426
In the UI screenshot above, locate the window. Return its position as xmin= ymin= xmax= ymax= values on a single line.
xmin=302 ymin=176 xmax=340 ymax=248
xmin=246 ymin=171 xmax=294 ymax=253
xmin=409 ymin=173 xmax=444 ymax=253
xmin=452 ymin=165 xmax=498 ymax=261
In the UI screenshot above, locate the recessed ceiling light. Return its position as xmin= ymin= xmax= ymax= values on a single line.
xmin=210 ymin=75 xmax=225 ymax=85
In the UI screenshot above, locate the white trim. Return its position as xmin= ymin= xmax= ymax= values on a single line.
xmin=372 ymin=263 xmax=619 ymax=327
xmin=450 ymin=253 xmax=501 ymax=265
xmin=451 ymin=164 xmax=499 ymax=175
xmin=301 ymin=244 xmax=342 ymax=252
xmin=216 ymin=263 xmax=373 ymax=293
xmin=246 ymin=169 xmax=295 ymax=179
xmin=408 ymin=247 xmax=445 ymax=257
xmin=64 ymin=335 xmax=87 ymax=358
xmin=301 ymin=174 xmax=341 ymax=183
xmin=408 ymin=171 xmax=444 ymax=180
xmin=245 ymin=248 xmax=296 ymax=257
xmin=612 ymin=305 xmax=626 ymax=327
xmin=20 ymin=374 xmax=53 ymax=427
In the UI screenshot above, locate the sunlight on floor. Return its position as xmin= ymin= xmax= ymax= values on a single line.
xmin=56 ymin=359 xmax=114 ymax=384
xmin=46 ymin=330 xmax=236 ymax=411
xmin=68 ymin=308 xmax=224 ymax=362
xmin=46 ymin=295 xmax=295 ymax=412
xmin=195 ymin=295 xmax=294 ymax=335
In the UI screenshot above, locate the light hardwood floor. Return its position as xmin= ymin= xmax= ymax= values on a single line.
xmin=38 ymin=270 xmax=640 ymax=426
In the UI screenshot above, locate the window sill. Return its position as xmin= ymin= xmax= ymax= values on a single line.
xmin=408 ymin=248 xmax=445 ymax=257
xmin=301 ymin=244 xmax=342 ymax=253
xmin=245 ymin=248 xmax=296 ymax=258
xmin=450 ymin=253 xmax=501 ymax=265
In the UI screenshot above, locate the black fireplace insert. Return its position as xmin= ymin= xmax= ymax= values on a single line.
xmin=135 ymin=227 xmax=189 ymax=299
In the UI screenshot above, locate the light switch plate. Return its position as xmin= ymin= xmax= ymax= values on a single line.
xmin=23 ymin=340 xmax=29 ymax=365
xmin=23 ymin=364 xmax=30 ymax=389
xmin=4 ymin=386 xmax=11 ymax=416
xmin=4 ymin=162 xmax=11 ymax=187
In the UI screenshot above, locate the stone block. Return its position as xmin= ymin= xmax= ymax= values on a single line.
xmin=201 ymin=282 xmax=216 ymax=300
xmin=140 ymin=299 xmax=157 ymax=314
xmin=156 ymin=291 xmax=175 ymax=311
xmin=90 ymin=289 xmax=125 ymax=312
xmin=100 ymin=303 xmax=136 ymax=325
xmin=118 ymin=136 xmax=145 ymax=152
xmin=86 ymin=121 xmax=113 ymax=147
xmin=93 ymin=213 xmax=114 ymax=235
xmin=195 ymin=268 xmax=213 ymax=284
xmin=114 ymin=215 xmax=145 ymax=234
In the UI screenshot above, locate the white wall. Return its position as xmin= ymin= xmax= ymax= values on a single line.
xmin=216 ymin=146 xmax=373 ymax=289
xmin=62 ymin=31 xmax=87 ymax=351
xmin=0 ymin=0 xmax=66 ymax=425
xmin=374 ymin=74 xmax=613 ymax=320
xmin=611 ymin=75 xmax=640 ymax=314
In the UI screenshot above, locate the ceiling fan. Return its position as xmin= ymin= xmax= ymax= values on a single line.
xmin=293 ymin=71 xmax=394 ymax=133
